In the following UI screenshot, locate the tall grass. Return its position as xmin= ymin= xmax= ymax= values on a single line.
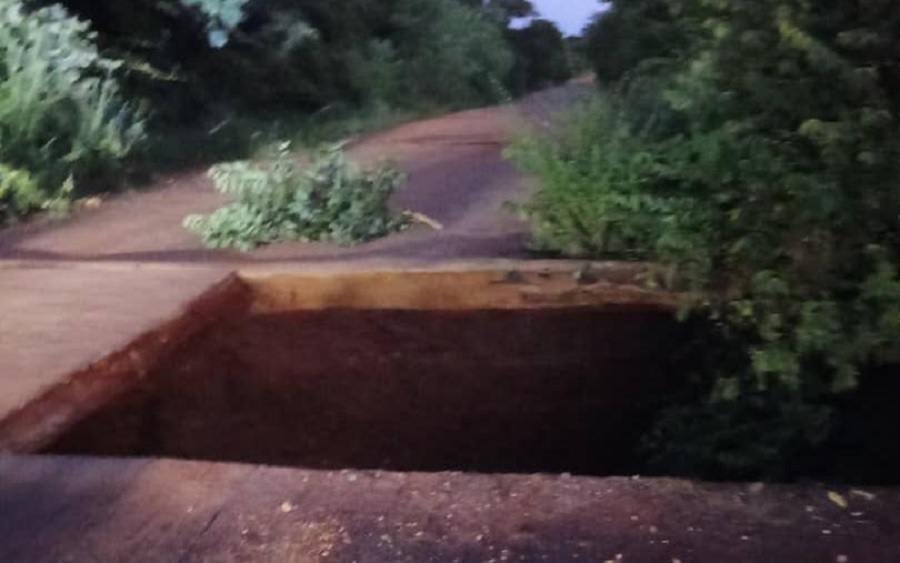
xmin=0 ymin=3 xmax=144 ymax=221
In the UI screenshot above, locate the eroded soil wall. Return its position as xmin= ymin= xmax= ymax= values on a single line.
xmin=47 ymin=306 xmax=680 ymax=475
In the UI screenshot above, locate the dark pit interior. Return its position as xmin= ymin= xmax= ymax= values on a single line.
xmin=46 ymin=306 xmax=680 ymax=476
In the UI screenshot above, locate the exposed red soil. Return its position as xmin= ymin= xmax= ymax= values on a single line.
xmin=47 ymin=307 xmax=680 ymax=475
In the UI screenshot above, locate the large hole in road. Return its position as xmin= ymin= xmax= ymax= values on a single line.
xmin=42 ymin=271 xmax=681 ymax=476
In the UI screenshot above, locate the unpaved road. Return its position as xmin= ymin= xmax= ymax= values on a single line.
xmin=2 ymin=82 xmax=900 ymax=563
xmin=0 ymin=81 xmax=593 ymax=428
xmin=3 ymin=455 xmax=899 ymax=563
xmin=0 ymin=83 xmax=591 ymax=266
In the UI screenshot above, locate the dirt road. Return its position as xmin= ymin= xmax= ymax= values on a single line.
xmin=0 ymin=83 xmax=593 ymax=439
xmin=2 ymin=83 xmax=900 ymax=562
xmin=0 ymin=83 xmax=590 ymax=266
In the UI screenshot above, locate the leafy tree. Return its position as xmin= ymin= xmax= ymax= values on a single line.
xmin=584 ymin=0 xmax=686 ymax=83
xmin=515 ymin=0 xmax=900 ymax=479
xmin=180 ymin=0 xmax=251 ymax=46
xmin=50 ymin=0 xmax=516 ymax=119
xmin=489 ymin=0 xmax=536 ymax=19
xmin=507 ymin=19 xmax=573 ymax=95
xmin=460 ymin=0 xmax=536 ymax=20
xmin=387 ymin=0 xmax=513 ymax=107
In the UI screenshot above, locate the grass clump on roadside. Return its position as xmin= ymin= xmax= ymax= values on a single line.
xmin=184 ymin=143 xmax=408 ymax=251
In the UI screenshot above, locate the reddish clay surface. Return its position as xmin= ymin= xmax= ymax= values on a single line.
xmin=2 ymin=454 xmax=899 ymax=563
xmin=0 ymin=272 xmax=247 ymax=452
xmin=0 ymin=264 xmax=234 ymax=428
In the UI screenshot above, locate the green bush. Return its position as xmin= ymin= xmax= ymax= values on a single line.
xmin=184 ymin=143 xmax=408 ymax=250
xmin=0 ymin=2 xmax=144 ymax=216
xmin=509 ymin=95 xmax=664 ymax=258
xmin=515 ymin=0 xmax=900 ymax=479
xmin=0 ymin=164 xmax=42 ymax=222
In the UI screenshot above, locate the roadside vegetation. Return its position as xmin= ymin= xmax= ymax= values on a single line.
xmin=0 ymin=3 xmax=144 ymax=222
xmin=0 ymin=0 xmax=574 ymax=235
xmin=513 ymin=0 xmax=900 ymax=480
xmin=184 ymin=143 xmax=408 ymax=250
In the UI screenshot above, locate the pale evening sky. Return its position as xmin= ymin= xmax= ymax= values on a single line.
xmin=529 ymin=0 xmax=606 ymax=36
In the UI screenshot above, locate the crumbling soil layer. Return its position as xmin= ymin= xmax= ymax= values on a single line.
xmin=47 ymin=306 xmax=679 ymax=475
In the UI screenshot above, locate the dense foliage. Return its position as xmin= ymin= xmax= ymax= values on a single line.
xmin=352 ymin=0 xmax=514 ymax=109
xmin=180 ymin=0 xmax=251 ymax=47
xmin=184 ymin=144 xmax=408 ymax=250
xmin=49 ymin=0 xmax=556 ymax=118
xmin=584 ymin=0 xmax=684 ymax=84
xmin=515 ymin=0 xmax=900 ymax=479
xmin=507 ymin=19 xmax=573 ymax=95
xmin=0 ymin=2 xmax=144 ymax=222
xmin=0 ymin=0 xmax=575 ymax=223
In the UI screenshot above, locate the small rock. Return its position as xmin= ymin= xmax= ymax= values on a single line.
xmin=502 ymin=271 xmax=526 ymax=285
xmin=279 ymin=501 xmax=295 ymax=513
xmin=828 ymin=491 xmax=849 ymax=509
xmin=850 ymin=489 xmax=876 ymax=501
xmin=573 ymin=264 xmax=599 ymax=285
xmin=836 ymin=556 xmax=849 ymax=563
xmin=822 ymin=529 xmax=833 ymax=535
xmin=749 ymin=482 xmax=765 ymax=494
xmin=741 ymin=536 xmax=750 ymax=541
xmin=81 ymin=197 xmax=103 ymax=210
xmin=648 ymin=526 xmax=658 ymax=534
